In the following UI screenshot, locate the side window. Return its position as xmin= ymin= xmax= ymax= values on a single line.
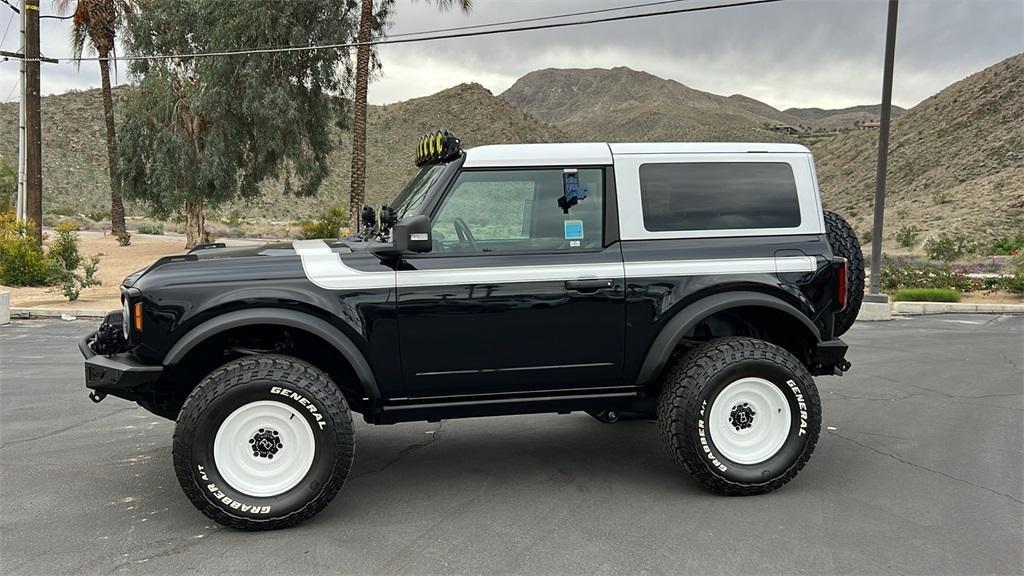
xmin=639 ymin=162 xmax=801 ymax=232
xmin=432 ymin=169 xmax=604 ymax=254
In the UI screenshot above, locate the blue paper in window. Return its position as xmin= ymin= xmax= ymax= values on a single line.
xmin=564 ymin=219 xmax=584 ymax=240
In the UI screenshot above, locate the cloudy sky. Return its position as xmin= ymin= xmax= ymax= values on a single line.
xmin=1 ymin=0 xmax=1021 ymax=110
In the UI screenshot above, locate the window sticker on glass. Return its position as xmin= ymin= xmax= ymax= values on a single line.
xmin=564 ymin=219 xmax=584 ymax=240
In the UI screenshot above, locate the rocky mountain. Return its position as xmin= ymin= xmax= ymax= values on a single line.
xmin=811 ymin=53 xmax=1023 ymax=242
xmin=1 ymin=56 xmax=1019 ymax=242
xmin=499 ymin=66 xmax=795 ymax=142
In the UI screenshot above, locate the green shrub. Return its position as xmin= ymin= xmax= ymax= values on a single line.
xmin=85 ymin=210 xmax=110 ymax=222
xmin=0 ymin=160 xmax=14 ymax=213
xmin=136 ymin=222 xmax=165 ymax=235
xmin=48 ymin=220 xmax=82 ymax=272
xmin=1002 ymin=275 xmax=1024 ymax=295
xmin=0 ymin=213 xmax=52 ymax=286
xmin=895 ymin=225 xmax=921 ymax=249
xmin=300 ymin=206 xmax=347 ymax=239
xmin=894 ymin=288 xmax=961 ymax=302
xmin=924 ymin=233 xmax=976 ymax=261
xmin=880 ymin=259 xmax=979 ymax=292
xmin=0 ymin=213 xmax=102 ymax=299
xmin=985 ymin=233 xmax=1024 ymax=255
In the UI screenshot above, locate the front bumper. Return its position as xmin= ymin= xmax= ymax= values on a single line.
xmin=80 ymin=331 xmax=163 ymax=400
xmin=810 ymin=338 xmax=851 ymax=376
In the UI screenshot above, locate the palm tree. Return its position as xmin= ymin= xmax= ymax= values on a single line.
xmin=55 ymin=0 xmax=134 ymax=239
xmin=347 ymin=0 xmax=472 ymax=233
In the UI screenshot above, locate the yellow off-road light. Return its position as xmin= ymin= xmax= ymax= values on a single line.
xmin=413 ymin=129 xmax=461 ymax=166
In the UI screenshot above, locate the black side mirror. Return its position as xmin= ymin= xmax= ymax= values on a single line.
xmin=372 ymin=215 xmax=432 ymax=259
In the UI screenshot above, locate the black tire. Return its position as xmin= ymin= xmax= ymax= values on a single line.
xmin=824 ymin=210 xmax=865 ymax=336
xmin=657 ymin=337 xmax=821 ymax=495
xmin=173 ymin=355 xmax=354 ymax=530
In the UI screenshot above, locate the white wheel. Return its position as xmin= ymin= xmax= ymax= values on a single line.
xmin=708 ymin=377 xmax=792 ymax=465
xmin=213 ymin=400 xmax=316 ymax=498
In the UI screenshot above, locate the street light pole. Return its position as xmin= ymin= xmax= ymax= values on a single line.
xmin=868 ymin=0 xmax=899 ymax=297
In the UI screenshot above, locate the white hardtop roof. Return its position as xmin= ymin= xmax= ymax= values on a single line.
xmin=463 ymin=142 xmax=810 ymax=167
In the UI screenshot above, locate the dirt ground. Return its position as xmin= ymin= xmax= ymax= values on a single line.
xmin=3 ymin=231 xmax=188 ymax=311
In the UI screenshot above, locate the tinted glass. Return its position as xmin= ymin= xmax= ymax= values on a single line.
xmin=432 ymin=169 xmax=603 ymax=253
xmin=391 ymin=165 xmax=446 ymax=219
xmin=639 ymin=162 xmax=801 ymax=231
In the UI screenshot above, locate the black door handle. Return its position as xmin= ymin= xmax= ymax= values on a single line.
xmin=565 ymin=278 xmax=614 ymax=292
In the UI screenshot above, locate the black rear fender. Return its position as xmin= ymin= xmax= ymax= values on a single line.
xmin=634 ymin=290 xmax=823 ymax=385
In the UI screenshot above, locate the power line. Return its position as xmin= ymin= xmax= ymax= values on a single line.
xmin=20 ymin=0 xmax=782 ymax=63
xmin=387 ymin=0 xmax=693 ymax=38
xmin=4 ymin=75 xmax=16 ymax=100
xmin=1 ymin=0 xmax=68 ymax=19
xmin=0 ymin=10 xmax=14 ymax=47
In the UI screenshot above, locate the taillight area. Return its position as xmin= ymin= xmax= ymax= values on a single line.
xmin=837 ymin=259 xmax=848 ymax=311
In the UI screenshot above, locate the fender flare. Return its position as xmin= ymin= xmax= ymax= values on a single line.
xmin=635 ymin=291 xmax=822 ymax=385
xmin=162 ymin=308 xmax=380 ymax=400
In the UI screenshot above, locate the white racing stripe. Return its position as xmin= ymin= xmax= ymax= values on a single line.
xmin=292 ymin=240 xmax=818 ymax=291
xmin=292 ymin=239 xmax=395 ymax=290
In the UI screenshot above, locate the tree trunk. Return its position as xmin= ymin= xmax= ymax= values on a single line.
xmin=347 ymin=0 xmax=374 ymax=233
xmin=98 ymin=53 xmax=127 ymax=236
xmin=183 ymin=197 xmax=205 ymax=249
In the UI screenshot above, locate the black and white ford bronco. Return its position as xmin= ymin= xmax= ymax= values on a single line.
xmin=81 ymin=131 xmax=863 ymax=530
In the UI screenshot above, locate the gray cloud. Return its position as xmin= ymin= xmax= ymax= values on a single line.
xmin=2 ymin=0 xmax=1022 ymax=110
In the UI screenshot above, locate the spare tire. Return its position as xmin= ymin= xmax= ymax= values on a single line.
xmin=823 ymin=210 xmax=864 ymax=337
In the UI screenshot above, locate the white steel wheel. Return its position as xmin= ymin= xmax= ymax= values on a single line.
xmin=708 ymin=377 xmax=792 ymax=465
xmin=213 ymin=400 xmax=316 ymax=498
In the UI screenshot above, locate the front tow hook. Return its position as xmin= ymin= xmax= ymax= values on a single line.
xmin=88 ymin=391 xmax=107 ymax=403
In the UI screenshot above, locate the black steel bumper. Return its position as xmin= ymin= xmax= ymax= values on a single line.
xmin=80 ymin=332 xmax=163 ymax=399
xmin=811 ymin=338 xmax=851 ymax=376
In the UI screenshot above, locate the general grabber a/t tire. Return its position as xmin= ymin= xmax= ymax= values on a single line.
xmin=173 ymin=354 xmax=354 ymax=530
xmin=657 ymin=337 xmax=821 ymax=495
xmin=824 ymin=209 xmax=865 ymax=337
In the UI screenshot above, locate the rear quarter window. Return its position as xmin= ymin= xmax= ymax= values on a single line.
xmin=639 ymin=162 xmax=802 ymax=231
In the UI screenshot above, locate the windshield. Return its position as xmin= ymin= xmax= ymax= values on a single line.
xmin=391 ymin=165 xmax=445 ymax=219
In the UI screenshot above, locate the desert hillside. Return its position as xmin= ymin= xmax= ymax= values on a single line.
xmin=0 ymin=82 xmax=564 ymax=221
xmin=499 ymin=66 xmax=796 ymax=142
xmin=810 ymin=53 xmax=1023 ymax=242
xmin=1 ymin=56 xmax=1019 ymax=241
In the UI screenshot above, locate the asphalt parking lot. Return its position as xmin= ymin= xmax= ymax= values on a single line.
xmin=1 ymin=315 xmax=1022 ymax=575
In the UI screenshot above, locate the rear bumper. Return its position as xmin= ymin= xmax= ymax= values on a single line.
xmin=80 ymin=332 xmax=163 ymax=396
xmin=810 ymin=338 xmax=851 ymax=376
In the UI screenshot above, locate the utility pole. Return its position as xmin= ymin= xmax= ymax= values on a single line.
xmin=15 ymin=0 xmax=26 ymax=221
xmin=23 ymin=0 xmax=42 ymax=244
xmin=867 ymin=0 xmax=898 ymax=299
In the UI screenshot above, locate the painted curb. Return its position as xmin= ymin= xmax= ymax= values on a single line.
xmin=0 ymin=291 xmax=10 ymax=325
xmin=892 ymin=302 xmax=1024 ymax=315
xmin=10 ymin=307 xmax=112 ymax=319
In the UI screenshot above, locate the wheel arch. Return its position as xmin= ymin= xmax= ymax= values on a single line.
xmin=635 ymin=290 xmax=822 ymax=386
xmin=163 ymin=308 xmax=380 ymax=402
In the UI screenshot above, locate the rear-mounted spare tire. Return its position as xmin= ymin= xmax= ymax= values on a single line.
xmin=823 ymin=210 xmax=864 ymax=337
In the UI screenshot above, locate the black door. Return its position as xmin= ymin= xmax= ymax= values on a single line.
xmin=396 ymin=167 xmax=625 ymax=398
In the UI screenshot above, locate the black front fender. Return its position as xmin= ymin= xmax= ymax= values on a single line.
xmin=161 ymin=307 xmax=380 ymax=400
